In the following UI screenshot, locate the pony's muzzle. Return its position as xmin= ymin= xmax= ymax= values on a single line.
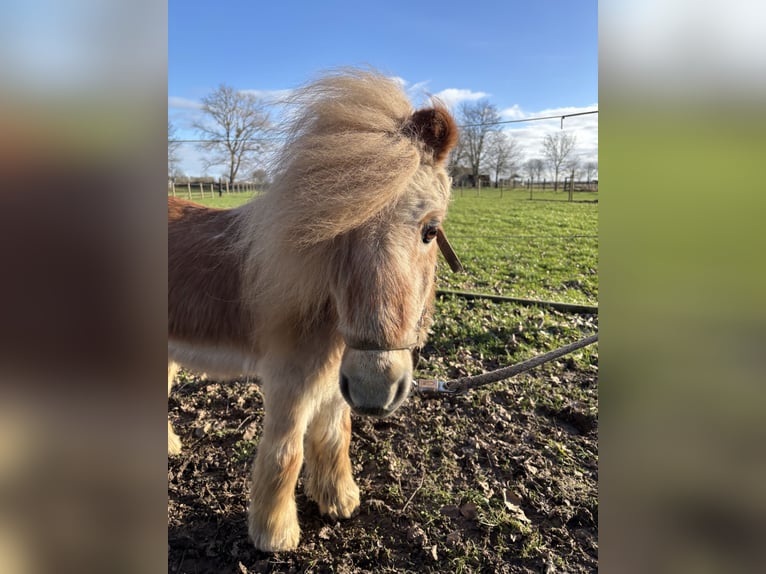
xmin=339 ymin=349 xmax=412 ymax=417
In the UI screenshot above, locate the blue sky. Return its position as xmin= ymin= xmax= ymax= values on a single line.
xmin=169 ymin=0 xmax=598 ymax=177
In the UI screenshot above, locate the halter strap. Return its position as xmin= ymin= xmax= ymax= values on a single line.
xmin=344 ymin=340 xmax=418 ymax=352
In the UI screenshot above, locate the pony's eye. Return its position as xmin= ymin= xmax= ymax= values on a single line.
xmin=422 ymin=225 xmax=439 ymax=244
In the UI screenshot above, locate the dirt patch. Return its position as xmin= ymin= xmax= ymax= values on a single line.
xmin=168 ymin=343 xmax=597 ymax=573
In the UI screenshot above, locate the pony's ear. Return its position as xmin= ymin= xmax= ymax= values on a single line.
xmin=408 ymin=107 xmax=459 ymax=164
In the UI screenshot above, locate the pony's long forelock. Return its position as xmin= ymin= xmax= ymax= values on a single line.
xmin=248 ymin=69 xmax=452 ymax=249
xmin=236 ymin=69 xmax=458 ymax=331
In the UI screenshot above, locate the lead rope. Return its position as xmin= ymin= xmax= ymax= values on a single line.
xmin=414 ymin=333 xmax=598 ymax=395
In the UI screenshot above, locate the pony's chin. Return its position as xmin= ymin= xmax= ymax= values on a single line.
xmin=349 ymin=405 xmax=396 ymax=418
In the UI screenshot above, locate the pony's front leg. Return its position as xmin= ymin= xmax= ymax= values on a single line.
xmin=248 ymin=378 xmax=310 ymax=552
xmin=304 ymin=392 xmax=360 ymax=520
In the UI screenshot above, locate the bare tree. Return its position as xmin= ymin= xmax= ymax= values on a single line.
xmin=541 ymin=132 xmax=577 ymax=191
xmin=193 ymin=84 xmax=272 ymax=187
xmin=485 ymin=131 xmax=523 ymax=188
xmin=249 ymin=168 xmax=271 ymax=189
xmin=448 ymin=132 xmax=467 ymax=175
xmin=458 ymin=100 xmax=501 ymax=185
xmin=584 ymin=160 xmax=598 ymax=184
xmin=168 ymin=120 xmax=182 ymax=179
xmin=565 ymin=157 xmax=581 ymax=181
xmin=524 ymin=158 xmax=545 ymax=184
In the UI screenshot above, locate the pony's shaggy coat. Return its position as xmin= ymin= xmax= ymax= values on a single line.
xmin=168 ymin=68 xmax=457 ymax=552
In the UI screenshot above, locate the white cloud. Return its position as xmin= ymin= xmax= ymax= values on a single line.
xmin=499 ymin=104 xmax=599 ymax=170
xmin=404 ymin=80 xmax=432 ymax=105
xmin=169 ymin=143 xmax=208 ymax=177
xmin=390 ymin=76 xmax=408 ymax=89
xmin=433 ymin=88 xmax=490 ymax=110
xmin=499 ymin=104 xmax=525 ymax=120
xmin=168 ymin=96 xmax=202 ymax=110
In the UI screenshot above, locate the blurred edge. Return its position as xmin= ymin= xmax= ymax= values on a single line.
xmin=1 ymin=0 xmax=765 ymax=572
xmin=0 ymin=1 xmax=167 ymax=573
xmin=600 ymin=1 xmax=766 ymax=572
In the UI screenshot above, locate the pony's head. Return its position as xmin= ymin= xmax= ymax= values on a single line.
xmin=333 ymin=127 xmax=456 ymax=417
xmin=247 ymin=69 xmax=458 ymax=417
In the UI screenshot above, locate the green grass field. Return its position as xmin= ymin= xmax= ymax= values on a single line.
xmin=439 ymin=188 xmax=597 ymax=305
xmin=169 ymin=190 xmax=258 ymax=209
xmin=435 ymin=188 xmax=598 ymax=376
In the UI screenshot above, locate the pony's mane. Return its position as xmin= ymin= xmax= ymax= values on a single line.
xmin=247 ymin=68 xmax=432 ymax=247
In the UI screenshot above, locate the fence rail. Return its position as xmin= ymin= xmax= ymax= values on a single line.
xmin=168 ymin=180 xmax=259 ymax=200
xmin=168 ymin=186 xmax=598 ymax=203
xmin=451 ymin=185 xmax=598 ymax=202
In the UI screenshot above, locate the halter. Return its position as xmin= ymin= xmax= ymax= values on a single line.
xmin=344 ymin=341 xmax=419 ymax=352
xmin=344 ymin=228 xmax=462 ymax=353
xmin=343 ymin=311 xmax=423 ymax=353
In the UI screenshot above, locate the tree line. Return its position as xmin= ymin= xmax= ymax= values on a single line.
xmin=168 ymin=86 xmax=597 ymax=191
xmin=449 ymin=100 xmax=596 ymax=191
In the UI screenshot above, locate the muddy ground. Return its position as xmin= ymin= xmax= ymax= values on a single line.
xmin=168 ymin=308 xmax=598 ymax=573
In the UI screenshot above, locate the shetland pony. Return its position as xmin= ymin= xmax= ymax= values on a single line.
xmin=168 ymin=69 xmax=458 ymax=552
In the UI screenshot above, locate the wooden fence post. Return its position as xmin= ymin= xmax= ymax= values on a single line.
xmin=568 ymin=169 xmax=575 ymax=202
xmin=186 ymin=181 xmax=191 ymax=199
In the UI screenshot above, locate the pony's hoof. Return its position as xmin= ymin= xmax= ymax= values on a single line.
xmin=308 ymin=479 xmax=361 ymax=519
xmin=248 ymin=512 xmax=301 ymax=552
